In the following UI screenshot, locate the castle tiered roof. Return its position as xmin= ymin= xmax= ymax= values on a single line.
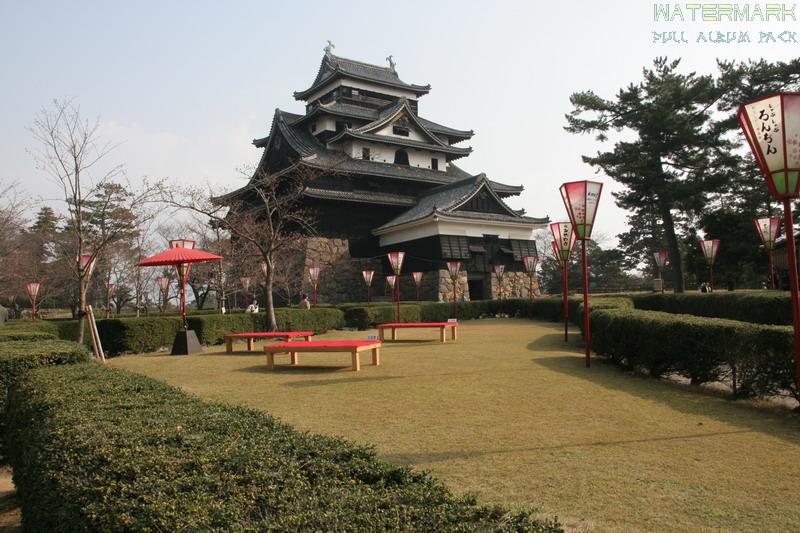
xmin=294 ymin=53 xmax=431 ymax=100
xmin=223 ymin=49 xmax=548 ymax=242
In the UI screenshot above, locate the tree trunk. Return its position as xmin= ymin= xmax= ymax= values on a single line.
xmin=264 ymin=272 xmax=277 ymax=332
xmin=659 ymin=201 xmax=684 ymax=293
xmin=77 ymin=278 xmax=88 ymax=343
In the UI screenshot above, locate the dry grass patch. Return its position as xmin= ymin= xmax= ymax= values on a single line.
xmin=111 ymin=319 xmax=800 ymax=532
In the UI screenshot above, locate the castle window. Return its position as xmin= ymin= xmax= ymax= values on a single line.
xmin=362 ymin=147 xmax=370 ymax=160
xmin=393 ymin=125 xmax=410 ymax=136
xmin=431 ymin=158 xmax=438 ymax=170
xmin=394 ymin=149 xmax=409 ymax=165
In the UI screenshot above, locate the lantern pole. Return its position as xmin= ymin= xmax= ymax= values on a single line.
xmin=529 ymin=273 xmax=533 ymax=303
xmin=783 ymin=198 xmax=800 ymax=393
xmin=708 ymin=263 xmax=714 ymax=292
xmin=563 ymin=261 xmax=569 ymax=342
xmin=769 ymin=249 xmax=776 ymax=289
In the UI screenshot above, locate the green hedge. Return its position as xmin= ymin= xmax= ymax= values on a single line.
xmin=588 ymin=305 xmax=796 ymax=399
xmin=16 ymin=309 xmax=345 ymax=356
xmin=0 ymin=339 xmax=91 ymax=460
xmin=344 ymin=305 xmax=422 ymax=330
xmin=0 ymin=329 xmax=56 ymax=342
xmin=6 ymin=364 xmax=562 ymax=532
xmin=631 ymin=291 xmax=791 ymax=325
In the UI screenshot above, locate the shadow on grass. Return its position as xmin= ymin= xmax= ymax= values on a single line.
xmin=380 ymin=429 xmax=755 ymax=465
xmin=284 ymin=375 xmax=404 ymax=388
xmin=530 ymin=349 xmax=800 ymax=443
xmin=235 ymin=364 xmax=344 ymax=374
xmin=526 ymin=332 xmax=583 ymax=351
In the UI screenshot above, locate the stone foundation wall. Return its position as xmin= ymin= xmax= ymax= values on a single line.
xmin=300 ymin=237 xmax=541 ymax=304
xmin=437 ymin=270 xmax=470 ymax=302
xmin=303 ymin=237 xmax=381 ymax=304
xmin=491 ymin=272 xmax=541 ymax=299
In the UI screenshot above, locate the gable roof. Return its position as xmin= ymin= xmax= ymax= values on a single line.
xmin=294 ymin=53 xmax=431 ymax=101
xmin=249 ymin=109 xmax=520 ymax=195
xmin=327 ymin=99 xmax=472 ymax=159
xmin=375 ymin=175 xmax=548 ymax=232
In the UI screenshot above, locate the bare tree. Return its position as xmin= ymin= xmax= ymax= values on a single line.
xmin=161 ymin=163 xmax=324 ymax=331
xmin=30 ymin=99 xmax=160 ymax=342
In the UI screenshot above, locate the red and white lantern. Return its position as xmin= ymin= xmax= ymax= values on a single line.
xmin=754 ymin=217 xmax=781 ymax=250
xmin=560 ymin=180 xmax=603 ymax=240
xmin=25 ymin=282 xmax=41 ymax=322
xmin=560 ymin=179 xmax=603 ymax=368
xmin=308 ymin=266 xmax=321 ymax=285
xmin=307 ymin=266 xmax=321 ymax=305
xmin=446 ymin=261 xmax=461 ymax=279
xmin=411 ymin=271 xmax=423 ymax=302
xmin=550 ymin=222 xmax=576 ymax=264
xmin=77 ymin=254 xmax=97 ymax=277
xmin=387 ymin=251 xmax=405 ymax=275
xmin=654 ymin=251 xmax=669 ymax=269
xmin=25 ymin=282 xmax=41 ymax=299
xmin=493 ymin=264 xmax=505 ymax=280
xmin=738 ymin=94 xmax=800 ymax=200
xmin=739 ymin=93 xmax=800 ymax=395
xmin=156 ymin=276 xmax=170 ymax=293
xmin=699 ymin=239 xmax=720 ymax=292
xmin=362 ymin=270 xmax=375 ymax=286
xmin=362 ymin=269 xmax=375 ymax=302
xmin=386 ymin=275 xmax=397 ymax=289
xmin=699 ymin=239 xmax=720 ymax=266
xmin=755 ymin=216 xmax=781 ymax=289
xmin=522 ymin=255 xmax=538 ymax=273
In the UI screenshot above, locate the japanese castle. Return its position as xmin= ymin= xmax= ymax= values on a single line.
xmin=226 ymin=45 xmax=548 ymax=302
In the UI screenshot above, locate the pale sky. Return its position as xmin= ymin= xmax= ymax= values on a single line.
xmin=1 ymin=0 xmax=797 ymax=245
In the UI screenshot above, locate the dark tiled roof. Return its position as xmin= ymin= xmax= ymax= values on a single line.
xmin=416 ymin=117 xmax=473 ymax=140
xmin=329 ymin=130 xmax=472 ymax=158
xmin=270 ymin=109 xmax=520 ymax=194
xmin=327 ymin=99 xmax=471 ymax=158
xmin=375 ymin=175 xmax=547 ymax=231
xmin=294 ymin=54 xmax=431 ymax=100
xmin=297 ymin=101 xmax=473 ymax=143
xmin=304 ymin=187 xmax=416 ymax=206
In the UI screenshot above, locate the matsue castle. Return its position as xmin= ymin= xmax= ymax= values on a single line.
xmin=225 ymin=45 xmax=548 ymax=302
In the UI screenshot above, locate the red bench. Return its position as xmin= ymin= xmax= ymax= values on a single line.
xmin=263 ymin=340 xmax=381 ymax=371
xmin=224 ymin=331 xmax=313 ymax=353
xmin=377 ymin=322 xmax=458 ymax=343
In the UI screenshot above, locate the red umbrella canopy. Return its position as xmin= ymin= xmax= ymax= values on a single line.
xmin=138 ymin=247 xmax=222 ymax=267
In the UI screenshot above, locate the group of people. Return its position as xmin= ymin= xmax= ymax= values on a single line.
xmin=699 ymin=282 xmax=713 ymax=293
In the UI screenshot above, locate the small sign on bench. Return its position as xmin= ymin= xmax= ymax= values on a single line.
xmin=448 ymin=318 xmax=457 ymax=323
xmin=366 ymin=335 xmax=378 ymax=340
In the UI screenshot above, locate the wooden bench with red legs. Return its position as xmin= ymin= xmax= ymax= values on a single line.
xmin=263 ymin=340 xmax=382 ymax=371
xmin=377 ymin=322 xmax=458 ymax=343
xmin=224 ymin=331 xmax=313 ymax=353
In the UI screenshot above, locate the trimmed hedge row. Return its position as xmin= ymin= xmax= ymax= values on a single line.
xmin=631 ymin=291 xmax=791 ymax=325
xmin=0 ymin=329 xmax=56 ymax=342
xmin=0 ymin=339 xmax=91 ymax=460
xmin=588 ymin=302 xmax=796 ymax=399
xmin=6 ymin=363 xmax=562 ymax=532
xmin=343 ymin=298 xmax=590 ymax=329
xmin=17 ymin=308 xmax=346 ymax=356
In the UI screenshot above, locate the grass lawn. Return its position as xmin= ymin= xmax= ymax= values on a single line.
xmin=110 ymin=318 xmax=800 ymax=532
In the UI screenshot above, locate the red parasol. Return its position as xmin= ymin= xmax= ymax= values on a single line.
xmin=138 ymin=241 xmax=222 ymax=334
xmin=138 ymin=247 xmax=222 ymax=267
